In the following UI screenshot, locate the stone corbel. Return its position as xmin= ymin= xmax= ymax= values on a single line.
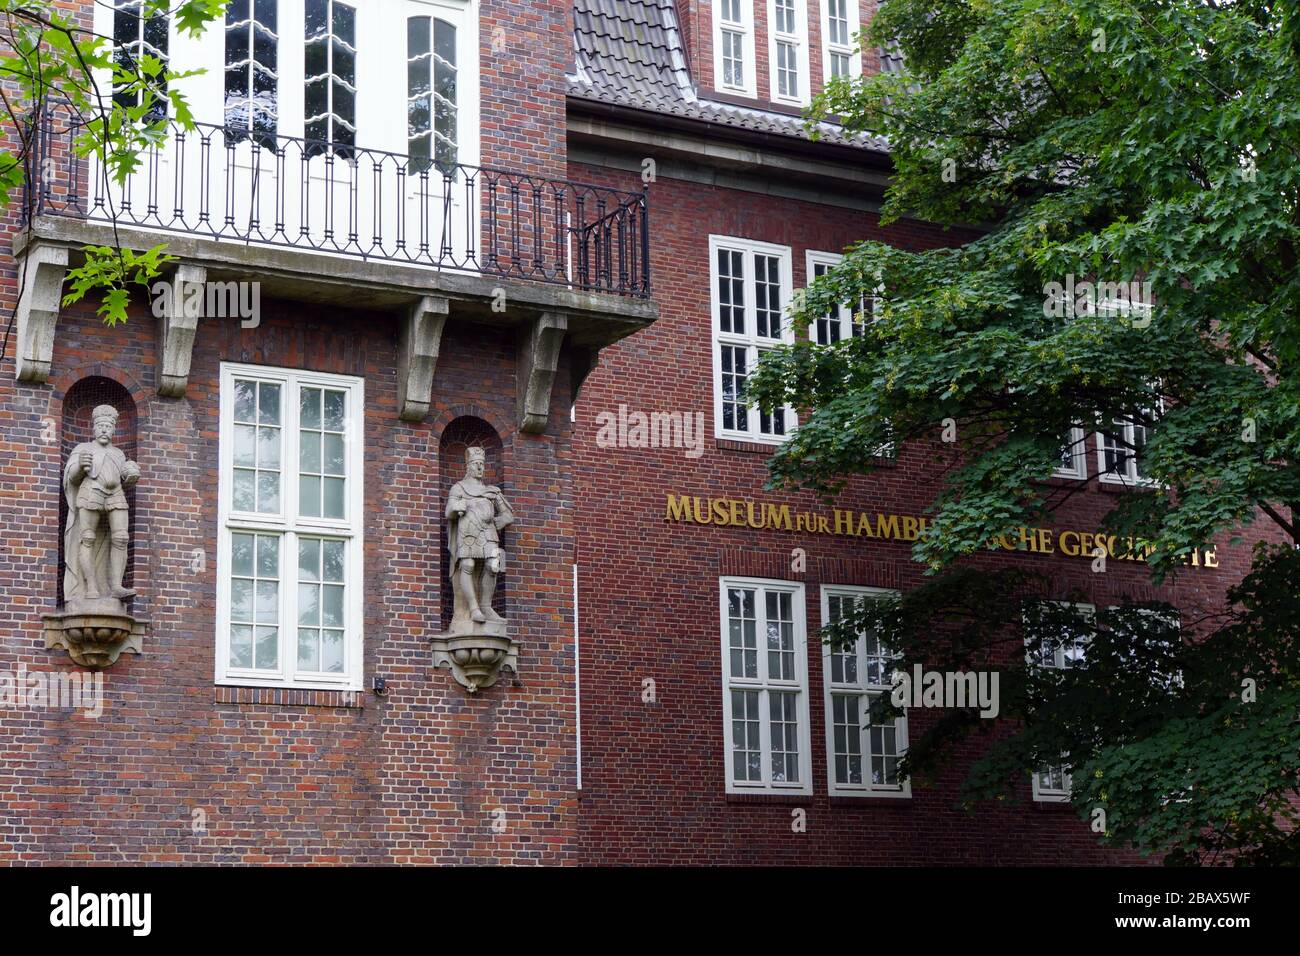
xmin=397 ymin=295 xmax=449 ymax=422
xmin=156 ymin=263 xmax=206 ymax=398
xmin=517 ymin=312 xmax=568 ymax=434
xmin=14 ymin=244 xmax=69 ymax=383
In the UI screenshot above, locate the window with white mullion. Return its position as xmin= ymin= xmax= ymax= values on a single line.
xmin=1098 ymin=408 xmax=1156 ymax=485
xmin=806 ymin=251 xmax=874 ymax=344
xmin=822 ymin=587 xmax=908 ymax=796
xmin=712 ymin=236 xmax=796 ymax=443
xmin=1024 ymin=602 xmax=1092 ymax=801
xmin=304 ymin=0 xmax=356 ymax=154
xmin=820 ymin=0 xmax=860 ymax=81
xmin=768 ymin=0 xmax=808 ymax=104
xmin=714 ymin=0 xmax=755 ymax=96
xmin=224 ymin=0 xmax=279 ymax=145
xmin=1054 ymin=424 xmax=1088 ymax=479
xmin=722 ymin=579 xmax=810 ymax=794
xmin=113 ymin=0 xmax=171 ymax=114
xmin=219 ymin=363 xmax=363 ymax=690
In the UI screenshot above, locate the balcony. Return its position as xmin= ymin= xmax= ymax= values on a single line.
xmin=15 ymin=101 xmax=656 ymax=427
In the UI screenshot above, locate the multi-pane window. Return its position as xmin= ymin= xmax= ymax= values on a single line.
xmin=711 ymin=236 xmax=795 ymax=443
xmin=768 ymin=0 xmax=807 ymax=104
xmin=224 ymin=0 xmax=278 ymax=145
xmin=1054 ymin=425 xmax=1088 ymax=479
xmin=218 ymin=363 xmax=364 ymax=689
xmin=806 ymin=251 xmax=871 ymax=344
xmin=721 ymin=579 xmax=811 ymax=794
xmin=821 ymin=0 xmax=860 ymax=80
xmin=407 ymin=15 xmax=458 ymax=171
xmin=1098 ymin=410 xmax=1155 ymax=485
xmin=1025 ymin=602 xmax=1093 ymax=801
xmin=113 ymin=0 xmax=170 ymax=113
xmin=714 ymin=0 xmax=755 ymax=95
xmin=304 ymin=0 xmax=357 ymax=154
xmin=822 ymin=587 xmax=908 ymax=796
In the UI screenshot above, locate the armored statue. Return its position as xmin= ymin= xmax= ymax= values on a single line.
xmin=445 ymin=446 xmax=514 ymax=634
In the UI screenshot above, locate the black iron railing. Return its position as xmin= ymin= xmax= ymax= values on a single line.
xmin=25 ymin=103 xmax=651 ymax=299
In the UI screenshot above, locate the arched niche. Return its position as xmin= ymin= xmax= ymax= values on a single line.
xmin=58 ymin=377 xmax=138 ymax=607
xmin=438 ymin=416 xmax=505 ymax=634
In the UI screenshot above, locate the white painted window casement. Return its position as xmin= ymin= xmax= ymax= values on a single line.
xmin=822 ymin=586 xmax=909 ymax=797
xmin=1054 ymin=425 xmax=1088 ymax=479
xmin=1097 ymin=409 xmax=1157 ymax=486
xmin=805 ymin=251 xmax=873 ymax=344
xmin=714 ymin=0 xmax=756 ymax=96
xmin=711 ymin=236 xmax=796 ymax=443
xmin=820 ymin=0 xmax=860 ymax=81
xmin=217 ymin=363 xmax=365 ymax=690
xmin=112 ymin=0 xmax=171 ymax=113
xmin=768 ymin=0 xmax=809 ymax=105
xmin=721 ymin=578 xmax=812 ymax=794
xmin=1025 ymin=602 xmax=1093 ymax=802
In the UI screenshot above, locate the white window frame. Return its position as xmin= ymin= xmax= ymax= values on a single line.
xmin=216 ymin=362 xmax=365 ymax=690
xmin=767 ymin=0 xmax=809 ymax=106
xmin=713 ymin=0 xmax=756 ymax=96
xmin=821 ymin=585 xmax=909 ymax=798
xmin=711 ymin=235 xmax=797 ymax=444
xmin=720 ymin=577 xmax=812 ymax=795
xmin=1054 ymin=424 xmax=1088 ymax=479
xmin=1025 ymin=601 xmax=1093 ymax=802
xmin=1096 ymin=409 xmax=1157 ymax=487
xmin=819 ymin=0 xmax=860 ymax=82
xmin=805 ymin=250 xmax=876 ymax=344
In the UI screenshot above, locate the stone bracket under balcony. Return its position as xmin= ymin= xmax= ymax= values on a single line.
xmin=14 ymin=218 xmax=657 ymax=434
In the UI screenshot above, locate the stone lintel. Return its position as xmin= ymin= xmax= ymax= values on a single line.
xmin=397 ymin=295 xmax=450 ymax=422
xmin=156 ymin=263 xmax=207 ymax=398
xmin=14 ymin=244 xmax=70 ymax=383
xmin=517 ymin=312 xmax=568 ymax=435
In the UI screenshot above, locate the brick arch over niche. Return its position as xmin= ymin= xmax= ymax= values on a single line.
xmin=438 ymin=416 xmax=505 ymax=634
xmin=58 ymin=377 xmax=138 ymax=606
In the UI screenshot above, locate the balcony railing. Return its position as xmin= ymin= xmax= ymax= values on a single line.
xmin=25 ymin=102 xmax=651 ymax=299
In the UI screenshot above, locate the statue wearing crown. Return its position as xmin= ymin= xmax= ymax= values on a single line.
xmin=433 ymin=446 xmax=517 ymax=692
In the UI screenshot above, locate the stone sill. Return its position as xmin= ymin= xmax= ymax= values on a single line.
xmin=214 ymin=685 xmax=366 ymax=709
xmin=725 ymin=791 xmax=814 ymax=805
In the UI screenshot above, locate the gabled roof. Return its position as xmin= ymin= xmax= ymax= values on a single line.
xmin=569 ymin=0 xmax=888 ymax=151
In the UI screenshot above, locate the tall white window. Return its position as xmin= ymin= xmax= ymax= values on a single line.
xmin=407 ymin=13 xmax=458 ymax=170
xmin=822 ymin=587 xmax=908 ymax=797
xmin=304 ymin=0 xmax=357 ymax=152
xmin=113 ymin=0 xmax=170 ymax=113
xmin=1097 ymin=409 xmax=1156 ymax=485
xmin=224 ymin=0 xmax=279 ymax=143
xmin=217 ymin=363 xmax=364 ymax=690
xmin=1054 ymin=425 xmax=1088 ymax=479
xmin=806 ymin=251 xmax=873 ymax=344
xmin=820 ymin=0 xmax=860 ymax=80
xmin=768 ymin=0 xmax=808 ymax=105
xmin=721 ymin=578 xmax=811 ymax=794
xmin=1025 ymin=602 xmax=1092 ymax=802
xmin=714 ymin=0 xmax=756 ymax=96
xmin=711 ymin=236 xmax=795 ymax=443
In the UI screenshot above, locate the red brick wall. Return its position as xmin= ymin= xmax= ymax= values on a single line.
xmin=566 ymin=163 xmax=1281 ymax=864
xmin=0 ymin=295 xmax=579 ymax=863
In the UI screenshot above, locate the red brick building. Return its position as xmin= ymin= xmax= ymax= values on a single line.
xmin=0 ymin=0 xmax=1270 ymax=865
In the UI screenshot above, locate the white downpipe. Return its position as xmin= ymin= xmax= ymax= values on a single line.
xmin=573 ymin=562 xmax=582 ymax=791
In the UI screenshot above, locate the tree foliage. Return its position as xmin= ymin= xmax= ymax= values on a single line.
xmin=747 ymin=0 xmax=1300 ymax=863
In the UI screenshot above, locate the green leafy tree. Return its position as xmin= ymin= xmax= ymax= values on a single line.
xmin=748 ymin=0 xmax=1300 ymax=863
xmin=0 ymin=0 xmax=224 ymax=332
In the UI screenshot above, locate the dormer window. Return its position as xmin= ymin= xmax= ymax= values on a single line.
xmin=714 ymin=0 xmax=756 ymax=97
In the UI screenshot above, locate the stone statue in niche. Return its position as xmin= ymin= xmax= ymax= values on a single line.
xmin=64 ymin=404 xmax=140 ymax=604
xmin=432 ymin=446 xmax=518 ymax=692
xmin=44 ymin=404 xmax=146 ymax=668
xmin=445 ymin=446 xmax=514 ymax=635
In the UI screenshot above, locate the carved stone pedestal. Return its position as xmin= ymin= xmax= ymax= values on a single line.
xmin=431 ymin=626 xmax=517 ymax=693
xmin=43 ymin=598 xmax=145 ymax=669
